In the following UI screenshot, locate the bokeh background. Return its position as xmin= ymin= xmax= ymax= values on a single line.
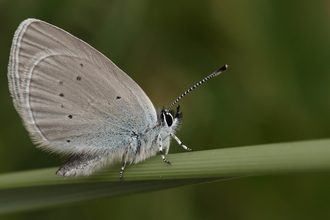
xmin=1 ymin=1 xmax=330 ymax=219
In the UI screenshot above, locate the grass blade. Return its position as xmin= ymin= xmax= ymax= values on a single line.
xmin=1 ymin=138 xmax=330 ymax=213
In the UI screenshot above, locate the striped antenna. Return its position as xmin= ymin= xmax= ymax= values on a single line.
xmin=167 ymin=64 xmax=229 ymax=110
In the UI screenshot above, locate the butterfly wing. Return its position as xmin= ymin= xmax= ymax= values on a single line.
xmin=8 ymin=19 xmax=158 ymax=155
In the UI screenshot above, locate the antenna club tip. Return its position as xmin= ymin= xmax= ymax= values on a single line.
xmin=216 ymin=64 xmax=229 ymax=73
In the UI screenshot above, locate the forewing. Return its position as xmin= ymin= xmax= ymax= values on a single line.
xmin=8 ymin=19 xmax=157 ymax=155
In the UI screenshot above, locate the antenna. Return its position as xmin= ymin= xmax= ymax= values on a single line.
xmin=167 ymin=64 xmax=229 ymax=110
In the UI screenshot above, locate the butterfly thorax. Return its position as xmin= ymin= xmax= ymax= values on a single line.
xmin=126 ymin=107 xmax=182 ymax=164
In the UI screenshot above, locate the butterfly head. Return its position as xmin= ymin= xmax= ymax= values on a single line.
xmin=160 ymin=105 xmax=182 ymax=129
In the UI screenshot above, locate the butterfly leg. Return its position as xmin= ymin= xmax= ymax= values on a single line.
xmin=119 ymin=149 xmax=130 ymax=181
xmin=119 ymin=161 xmax=127 ymax=181
xmin=158 ymin=134 xmax=171 ymax=164
xmin=170 ymin=133 xmax=194 ymax=151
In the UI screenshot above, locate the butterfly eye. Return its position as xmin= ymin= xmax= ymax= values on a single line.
xmin=165 ymin=112 xmax=173 ymax=127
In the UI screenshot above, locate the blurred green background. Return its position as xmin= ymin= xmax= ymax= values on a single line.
xmin=1 ymin=0 xmax=330 ymax=219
